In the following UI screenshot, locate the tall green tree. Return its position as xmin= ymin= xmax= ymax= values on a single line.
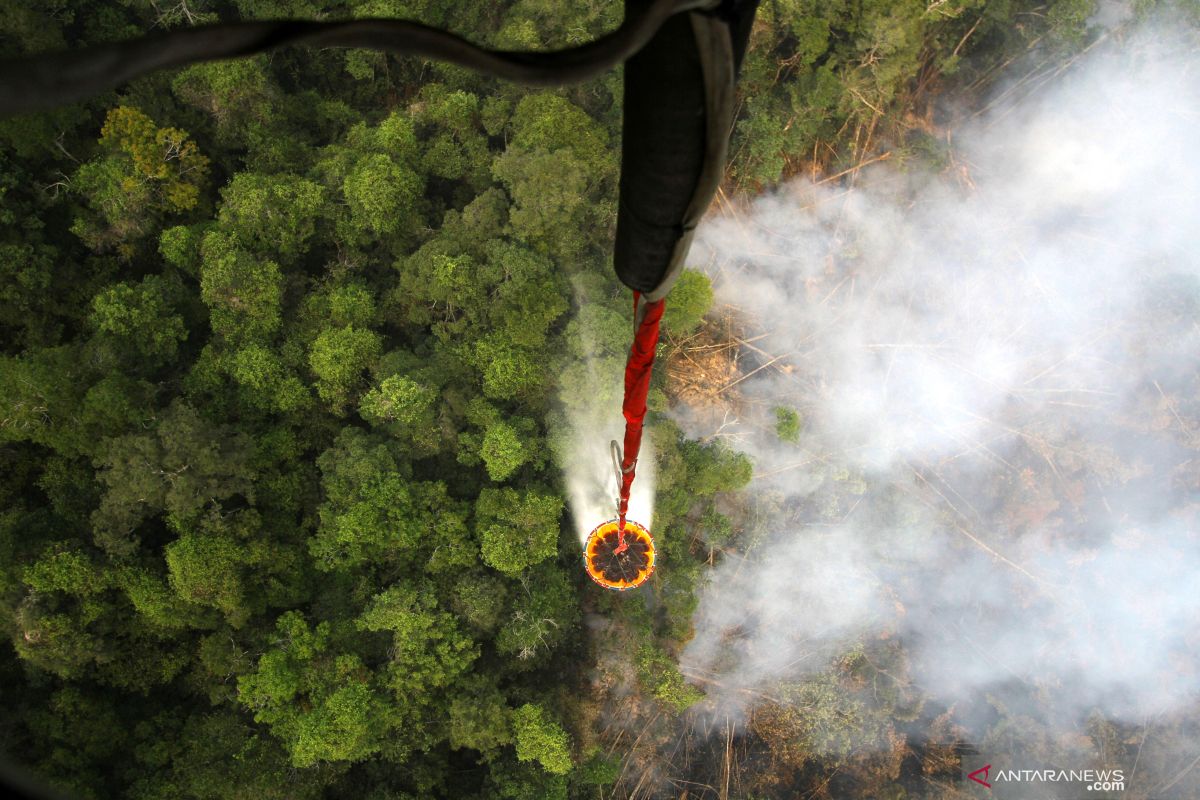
xmin=71 ymin=106 xmax=209 ymax=257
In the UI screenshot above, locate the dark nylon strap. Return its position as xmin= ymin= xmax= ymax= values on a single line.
xmin=0 ymin=0 xmax=717 ymax=118
xmin=614 ymin=0 xmax=761 ymax=296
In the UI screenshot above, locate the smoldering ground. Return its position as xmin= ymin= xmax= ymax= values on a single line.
xmin=676 ymin=17 xmax=1200 ymax=767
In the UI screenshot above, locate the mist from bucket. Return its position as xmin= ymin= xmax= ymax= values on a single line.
xmin=553 ymin=293 xmax=657 ymax=546
xmin=565 ymin=426 xmax=656 ymax=545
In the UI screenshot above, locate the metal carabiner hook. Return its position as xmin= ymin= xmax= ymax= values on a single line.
xmin=610 ymin=440 xmax=624 ymax=505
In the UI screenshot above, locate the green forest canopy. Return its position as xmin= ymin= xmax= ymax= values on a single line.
xmin=0 ymin=1 xmax=1153 ymax=798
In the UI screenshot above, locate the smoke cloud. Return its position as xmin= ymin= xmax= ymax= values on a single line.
xmin=677 ymin=20 xmax=1200 ymax=744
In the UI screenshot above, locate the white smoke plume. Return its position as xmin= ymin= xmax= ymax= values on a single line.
xmin=678 ymin=20 xmax=1200 ymax=743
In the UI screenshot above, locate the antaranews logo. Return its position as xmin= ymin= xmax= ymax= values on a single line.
xmin=962 ymin=757 xmax=1125 ymax=796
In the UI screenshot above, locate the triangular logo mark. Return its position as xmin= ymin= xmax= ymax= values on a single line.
xmin=968 ymin=764 xmax=992 ymax=788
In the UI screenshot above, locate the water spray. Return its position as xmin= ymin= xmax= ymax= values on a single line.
xmin=583 ymin=293 xmax=664 ymax=591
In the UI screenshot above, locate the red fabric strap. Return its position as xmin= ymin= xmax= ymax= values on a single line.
xmin=617 ymin=293 xmax=664 ymax=543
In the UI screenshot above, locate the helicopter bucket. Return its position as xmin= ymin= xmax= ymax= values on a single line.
xmin=584 ymin=518 xmax=655 ymax=591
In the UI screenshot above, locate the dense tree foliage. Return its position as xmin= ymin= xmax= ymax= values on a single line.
xmin=0 ymin=0 xmax=1144 ymax=798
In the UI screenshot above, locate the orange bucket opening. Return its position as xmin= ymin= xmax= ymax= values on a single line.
xmin=584 ymin=519 xmax=655 ymax=591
